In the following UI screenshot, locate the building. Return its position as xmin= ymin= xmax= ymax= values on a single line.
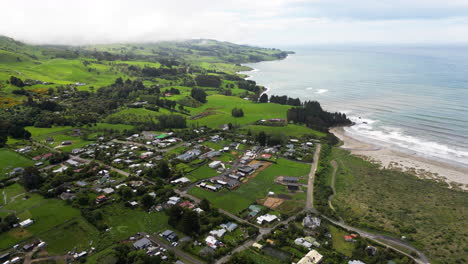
xmin=256 ymin=214 xmax=278 ymax=225
xmin=161 ymin=230 xmax=178 ymax=242
xmin=95 ymin=195 xmax=107 ymax=204
xmin=298 ymin=250 xmax=323 ymax=264
xmin=220 ymin=222 xmax=238 ymax=232
xmin=303 ymin=215 xmax=321 ymax=229
xmin=209 ymin=229 xmax=226 ymax=238
xmin=19 ymin=219 xmax=34 ymax=228
xmin=208 ymin=161 xmax=222 ymax=169
xmin=238 ymin=166 xmax=254 ymax=175
xmin=205 ymin=236 xmax=221 ymax=249
xmin=133 ymin=238 xmax=152 ymax=249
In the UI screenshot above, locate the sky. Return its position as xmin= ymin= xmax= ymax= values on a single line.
xmin=1 ymin=0 xmax=468 ymax=46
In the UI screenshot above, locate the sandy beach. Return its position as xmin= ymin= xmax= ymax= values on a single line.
xmin=330 ymin=127 xmax=468 ymax=190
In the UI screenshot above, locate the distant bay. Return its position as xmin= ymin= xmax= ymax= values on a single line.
xmin=242 ymin=45 xmax=468 ymax=170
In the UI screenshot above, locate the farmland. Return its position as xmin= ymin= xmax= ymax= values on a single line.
xmin=0 ymin=149 xmax=34 ymax=178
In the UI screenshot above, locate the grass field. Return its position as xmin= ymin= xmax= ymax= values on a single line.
xmin=100 ymin=203 xmax=171 ymax=242
xmin=187 ymin=95 xmax=291 ymax=128
xmin=0 ymin=184 xmax=81 ymax=250
xmin=235 ymin=248 xmax=284 ymax=264
xmin=330 ymin=148 xmax=468 ymax=264
xmin=39 ymin=217 xmax=101 ymax=255
xmin=25 ymin=126 xmax=73 ymax=138
xmin=104 ymin=107 xmax=176 ymax=125
xmin=0 ymin=148 xmax=34 ymax=178
xmin=186 ymin=164 xmax=219 ymax=181
xmin=84 ymin=123 xmax=135 ymax=131
xmin=243 ymin=124 xmax=326 ymax=138
xmin=189 ymin=158 xmax=310 ymax=214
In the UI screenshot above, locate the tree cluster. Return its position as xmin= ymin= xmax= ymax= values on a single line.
xmin=195 ymin=74 xmax=221 ymax=88
xmin=287 ymin=101 xmax=352 ymax=131
xmin=190 ymin=87 xmax=207 ymax=103
xmin=269 ymin=95 xmax=301 ymax=106
xmin=231 ymin=107 xmax=244 ymax=118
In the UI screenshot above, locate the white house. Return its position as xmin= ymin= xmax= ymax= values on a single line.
xmin=19 ymin=219 xmax=34 ymax=228
xmin=256 ymin=214 xmax=278 ymax=225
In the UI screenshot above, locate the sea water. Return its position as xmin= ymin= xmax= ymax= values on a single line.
xmin=242 ymin=45 xmax=468 ymax=168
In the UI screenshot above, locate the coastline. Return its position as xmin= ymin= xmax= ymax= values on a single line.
xmin=330 ymin=127 xmax=468 ymax=190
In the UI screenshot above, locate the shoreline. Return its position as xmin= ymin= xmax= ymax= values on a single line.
xmin=330 ymin=127 xmax=468 ymax=190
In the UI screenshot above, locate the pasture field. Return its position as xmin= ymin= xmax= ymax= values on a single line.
xmin=243 ymin=124 xmax=326 ymax=138
xmin=186 ymin=164 xmax=219 ymax=181
xmin=84 ymin=123 xmax=135 ymax=132
xmin=25 ymin=126 xmax=73 ymax=138
xmin=187 ymin=95 xmax=291 ymax=128
xmin=39 ymin=217 xmax=101 ymax=255
xmin=330 ymin=148 xmax=468 ymax=264
xmin=0 ymin=184 xmax=81 ymax=250
xmin=0 ymin=149 xmax=34 ymax=178
xmin=100 ymin=204 xmax=171 ymax=242
xmin=188 ymin=158 xmax=310 ymax=214
xmin=104 ymin=107 xmax=177 ymax=125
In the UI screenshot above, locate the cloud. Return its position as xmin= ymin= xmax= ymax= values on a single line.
xmin=0 ymin=0 xmax=467 ymax=45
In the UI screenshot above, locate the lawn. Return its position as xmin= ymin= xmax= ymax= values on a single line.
xmin=84 ymin=123 xmax=135 ymax=131
xmin=104 ymin=107 xmax=176 ymax=125
xmin=235 ymin=248 xmax=284 ymax=264
xmin=329 ymin=225 xmax=355 ymax=257
xmin=35 ymin=133 xmax=93 ymax=152
xmin=186 ymin=164 xmax=219 ymax=181
xmin=188 ymin=158 xmax=310 ymax=214
xmin=330 ymin=148 xmax=468 ymax=264
xmin=0 ymin=148 xmax=34 ymax=178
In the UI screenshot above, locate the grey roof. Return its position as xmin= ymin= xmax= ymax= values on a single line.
xmin=133 ymin=238 xmax=152 ymax=249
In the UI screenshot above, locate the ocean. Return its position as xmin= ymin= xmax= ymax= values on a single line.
xmin=242 ymin=45 xmax=468 ymax=168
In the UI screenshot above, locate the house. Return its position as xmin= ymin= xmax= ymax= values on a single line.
xmin=248 ymin=205 xmax=262 ymax=217
xmin=71 ymin=148 xmax=84 ymax=155
xmin=344 ymin=235 xmax=354 ymax=242
xmin=238 ymin=166 xmax=254 ymax=175
xmin=161 ymin=230 xmax=178 ymax=242
xmin=256 ymin=214 xmax=278 ymax=225
xmin=295 ymin=238 xmax=313 ymax=249
xmin=177 ymin=149 xmax=202 ymax=162
xmin=23 ymin=243 xmax=35 ymax=251
xmin=170 ymin=177 xmax=191 ymax=184
xmin=45 ymin=137 xmax=54 ymax=143
xmin=133 ymin=238 xmax=152 ymax=249
xmin=102 ymin=188 xmax=115 ymax=195
xmin=252 ymin=243 xmax=263 ymax=249
xmin=261 ymin=153 xmax=272 ymax=159
xmin=205 ymin=235 xmax=221 ymax=249
xmin=10 ymin=167 xmax=24 ymax=175
xmin=209 ymin=229 xmax=226 ymax=238
xmin=53 ymin=166 xmax=68 ymax=174
xmin=167 ymin=196 xmax=181 ymax=206
xmin=220 ymin=222 xmax=238 ymax=232
xmin=61 ymin=141 xmax=72 ymax=146
xmin=128 ymin=201 xmax=139 ymax=207
xmin=65 ymin=159 xmax=80 ymax=167
xmin=208 ymin=161 xmax=222 ymax=169
xmin=42 ymin=153 xmax=53 ymax=159
xmin=303 ymin=215 xmax=321 ymax=229
xmin=348 ymin=261 xmax=366 ymax=264
xmin=32 ymin=155 xmax=42 ymax=161
xmin=140 ymin=152 xmax=154 ymax=159
xmin=287 ymin=184 xmax=300 ymax=191
xmin=96 ymin=195 xmax=107 ymax=204
xmin=179 ymin=201 xmax=194 ymax=209
xmin=298 ymin=250 xmax=323 ymax=264
xmin=75 ymin=181 xmax=88 ymax=187
xmin=60 ymin=192 xmax=77 ymax=201
xmin=19 ymin=219 xmax=34 ymax=228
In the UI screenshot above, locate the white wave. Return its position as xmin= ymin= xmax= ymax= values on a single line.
xmin=345 ymin=117 xmax=468 ymax=166
xmin=306 ymin=87 xmax=314 ymax=90
xmin=315 ymin=89 xmax=328 ymax=94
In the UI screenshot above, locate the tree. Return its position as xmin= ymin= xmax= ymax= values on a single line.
xmin=195 ymin=75 xmax=221 ymax=88
xmin=190 ymin=88 xmax=207 ymax=103
xmin=231 ymin=108 xmax=244 ymax=118
xmin=256 ymin=131 xmax=267 ymax=146
xmin=118 ymin=186 xmax=133 ymax=200
xmin=141 ymin=194 xmax=154 ymax=209
xmin=259 ymin=93 xmax=268 ymax=103
xmin=181 ymin=210 xmax=200 ymax=235
xmin=22 ymin=167 xmax=43 ymax=190
xmin=9 ymin=76 xmax=24 ymax=87
xmin=4 ymin=214 xmax=18 ymax=227
xmin=199 ymin=198 xmax=211 ymax=211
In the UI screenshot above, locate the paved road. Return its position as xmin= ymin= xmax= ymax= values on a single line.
xmin=323 ymin=215 xmax=430 ymax=264
xmin=141 ymin=232 xmax=203 ymax=264
xmin=305 ymin=144 xmax=321 ymax=211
